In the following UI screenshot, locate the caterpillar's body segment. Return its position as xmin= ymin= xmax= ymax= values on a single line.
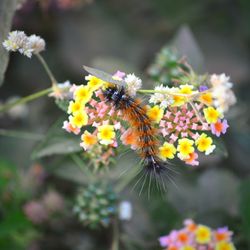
xmin=103 ymin=86 xmax=168 ymax=176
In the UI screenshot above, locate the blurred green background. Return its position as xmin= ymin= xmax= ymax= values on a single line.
xmin=0 ymin=0 xmax=250 ymax=249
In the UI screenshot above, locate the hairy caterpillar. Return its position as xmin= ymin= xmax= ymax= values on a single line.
xmin=84 ymin=66 xmax=174 ymax=191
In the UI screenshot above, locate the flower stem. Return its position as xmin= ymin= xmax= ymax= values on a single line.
xmin=71 ymin=154 xmax=95 ymax=181
xmin=189 ymin=101 xmax=204 ymax=123
xmin=111 ymin=216 xmax=119 ymax=250
xmin=138 ymin=88 xmax=212 ymax=98
xmin=36 ymin=53 xmax=57 ymax=85
xmin=0 ymin=87 xmax=52 ymax=113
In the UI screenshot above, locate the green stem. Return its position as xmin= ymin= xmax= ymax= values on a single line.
xmin=189 ymin=101 xmax=204 ymax=123
xmin=111 ymin=217 xmax=119 ymax=250
xmin=0 ymin=129 xmax=43 ymax=140
xmin=71 ymin=154 xmax=95 ymax=181
xmin=0 ymin=87 xmax=52 ymax=113
xmin=138 ymin=88 xmax=212 ymax=98
xmin=36 ymin=53 xmax=58 ymax=85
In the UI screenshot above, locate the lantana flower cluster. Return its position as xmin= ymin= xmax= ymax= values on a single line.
xmin=3 ymin=31 xmax=45 ymax=58
xmin=148 ymin=73 xmax=234 ymax=166
xmin=62 ymin=69 xmax=234 ymax=167
xmin=159 ymin=219 xmax=236 ymax=250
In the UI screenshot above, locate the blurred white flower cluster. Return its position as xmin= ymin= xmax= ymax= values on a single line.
xmin=149 ymin=84 xmax=174 ymax=108
xmin=3 ymin=31 xmax=45 ymax=58
xmin=124 ymin=73 xmax=142 ymax=96
xmin=210 ymin=74 xmax=237 ymax=113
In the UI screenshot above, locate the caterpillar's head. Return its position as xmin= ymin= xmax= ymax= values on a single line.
xmin=103 ymin=86 xmax=126 ymax=103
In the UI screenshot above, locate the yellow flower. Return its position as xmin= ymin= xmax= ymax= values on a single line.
xmin=199 ymin=92 xmax=213 ymax=106
xmin=195 ymin=133 xmax=213 ymax=152
xmin=195 ymin=225 xmax=211 ymax=244
xmin=181 ymin=246 xmax=195 ymax=250
xmin=215 ymin=241 xmax=235 ymax=250
xmin=74 ymin=85 xmax=92 ymax=104
xmin=203 ymin=107 xmax=221 ymax=124
xmin=171 ymin=85 xmax=194 ymax=107
xmin=97 ymin=124 xmax=115 ymax=145
xmin=177 ymin=138 xmax=194 ymax=159
xmin=171 ymin=94 xmax=185 ymax=107
xmin=159 ymin=142 xmax=176 ymax=160
xmin=81 ymin=130 xmax=97 ymax=150
xmin=147 ymin=105 xmax=164 ymax=123
xmin=69 ymin=110 xmax=88 ymax=128
xmin=67 ymin=100 xmax=84 ymax=114
xmin=179 ymin=84 xmax=194 ymax=95
xmin=86 ymin=75 xmax=104 ymax=91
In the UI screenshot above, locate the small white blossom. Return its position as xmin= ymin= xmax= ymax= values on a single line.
xmin=27 ymin=35 xmax=45 ymax=54
xmin=119 ymin=201 xmax=132 ymax=220
xmin=125 ymin=73 xmax=142 ymax=96
xmin=3 ymin=31 xmax=28 ymax=52
xmin=177 ymin=152 xmax=189 ymax=160
xmin=205 ymin=145 xmax=216 ymax=155
xmin=210 ymin=74 xmax=236 ymax=113
xmin=3 ymin=30 xmax=46 ymax=58
xmin=149 ymin=84 xmax=174 ymax=108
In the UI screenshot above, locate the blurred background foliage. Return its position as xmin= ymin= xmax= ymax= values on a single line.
xmin=0 ymin=0 xmax=250 ymax=249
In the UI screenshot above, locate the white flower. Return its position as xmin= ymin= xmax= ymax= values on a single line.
xmin=210 ymin=74 xmax=236 ymax=114
xmin=210 ymin=74 xmax=230 ymax=87
xmin=125 ymin=73 xmax=142 ymax=96
xmin=27 ymin=35 xmax=45 ymax=54
xmin=177 ymin=152 xmax=189 ymax=160
xmin=149 ymin=84 xmax=174 ymax=108
xmin=19 ymin=46 xmax=33 ymax=58
xmin=205 ymin=145 xmax=216 ymax=155
xmin=3 ymin=31 xmax=46 ymax=58
xmin=119 ymin=201 xmax=132 ymax=220
xmin=3 ymin=31 xmax=28 ymax=52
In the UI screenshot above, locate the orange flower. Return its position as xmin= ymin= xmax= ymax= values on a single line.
xmin=199 ymin=92 xmax=213 ymax=105
xmin=80 ymin=131 xmax=97 ymax=150
xmin=121 ymin=129 xmax=138 ymax=149
xmin=168 ymin=246 xmax=178 ymax=250
xmin=178 ymin=232 xmax=189 ymax=244
xmin=215 ymin=231 xmax=231 ymax=242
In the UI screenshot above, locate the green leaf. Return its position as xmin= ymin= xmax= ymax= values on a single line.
xmin=171 ymin=25 xmax=204 ymax=73
xmin=0 ymin=209 xmax=32 ymax=237
xmin=31 ymin=119 xmax=82 ymax=159
xmin=0 ymin=0 xmax=26 ymax=86
xmin=213 ymin=137 xmax=228 ymax=157
xmin=51 ymin=156 xmax=90 ymax=184
xmin=239 ymin=179 xmax=250 ymax=244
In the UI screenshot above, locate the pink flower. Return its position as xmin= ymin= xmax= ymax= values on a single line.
xmin=211 ymin=119 xmax=229 ymax=137
xmin=23 ymin=201 xmax=48 ymax=224
xmin=62 ymin=121 xmax=80 ymax=135
xmin=113 ymin=70 xmax=126 ymax=79
xmin=159 ymin=235 xmax=170 ymax=247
